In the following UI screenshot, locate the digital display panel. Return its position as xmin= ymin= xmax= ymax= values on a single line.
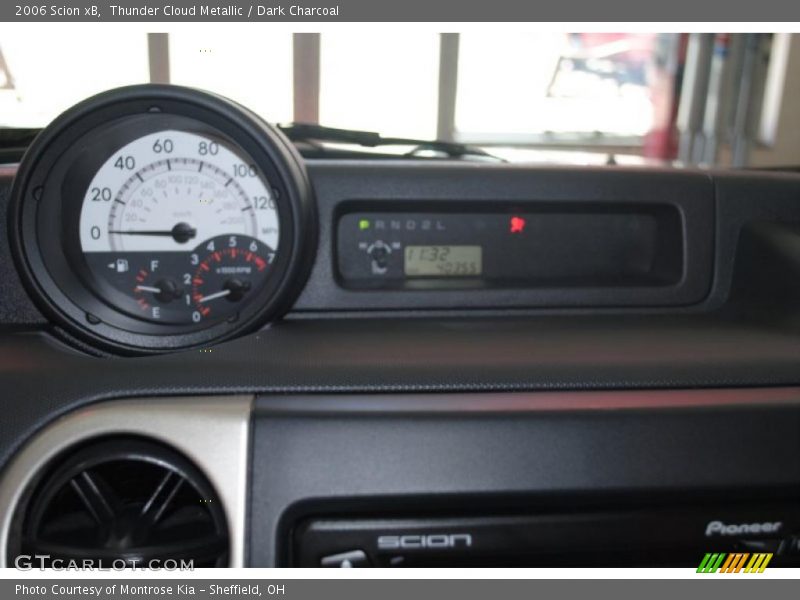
xmin=337 ymin=208 xmax=679 ymax=290
xmin=404 ymin=245 xmax=482 ymax=277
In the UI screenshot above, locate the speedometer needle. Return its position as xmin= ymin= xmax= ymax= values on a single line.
xmin=109 ymin=222 xmax=197 ymax=244
xmin=197 ymin=289 xmax=232 ymax=303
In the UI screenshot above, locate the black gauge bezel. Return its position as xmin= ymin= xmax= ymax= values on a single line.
xmin=9 ymin=85 xmax=316 ymax=354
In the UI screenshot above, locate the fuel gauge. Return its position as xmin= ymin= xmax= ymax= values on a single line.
xmin=130 ymin=265 xmax=187 ymax=323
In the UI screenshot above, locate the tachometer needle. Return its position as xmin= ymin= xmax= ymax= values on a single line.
xmin=197 ymin=289 xmax=232 ymax=303
xmin=135 ymin=285 xmax=162 ymax=293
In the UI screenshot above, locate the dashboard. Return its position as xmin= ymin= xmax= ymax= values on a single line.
xmin=1 ymin=85 xmax=800 ymax=568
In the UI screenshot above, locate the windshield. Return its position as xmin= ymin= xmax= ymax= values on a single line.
xmin=0 ymin=30 xmax=791 ymax=167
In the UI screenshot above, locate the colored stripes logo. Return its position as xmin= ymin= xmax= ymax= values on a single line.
xmin=697 ymin=552 xmax=773 ymax=573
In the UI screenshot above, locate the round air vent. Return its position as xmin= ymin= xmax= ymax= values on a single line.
xmin=9 ymin=438 xmax=228 ymax=568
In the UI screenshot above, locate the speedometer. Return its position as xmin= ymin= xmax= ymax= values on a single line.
xmin=10 ymin=85 xmax=315 ymax=353
xmin=79 ymin=130 xmax=280 ymax=326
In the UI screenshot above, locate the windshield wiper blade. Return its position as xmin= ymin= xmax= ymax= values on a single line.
xmin=0 ymin=124 xmax=505 ymax=164
xmin=277 ymin=123 xmax=504 ymax=161
xmin=0 ymin=128 xmax=40 ymax=162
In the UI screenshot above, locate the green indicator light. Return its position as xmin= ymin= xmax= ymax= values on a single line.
xmin=358 ymin=219 xmax=370 ymax=230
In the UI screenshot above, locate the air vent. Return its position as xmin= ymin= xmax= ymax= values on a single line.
xmin=9 ymin=438 xmax=229 ymax=568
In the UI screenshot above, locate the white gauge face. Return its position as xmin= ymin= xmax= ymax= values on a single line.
xmin=76 ymin=129 xmax=283 ymax=326
xmin=80 ymin=130 xmax=280 ymax=253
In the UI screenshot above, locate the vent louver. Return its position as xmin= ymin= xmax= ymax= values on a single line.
xmin=10 ymin=438 xmax=228 ymax=568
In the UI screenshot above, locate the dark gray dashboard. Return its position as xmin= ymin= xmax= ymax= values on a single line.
xmin=2 ymin=161 xmax=800 ymax=567
xmin=4 ymin=162 xmax=800 ymax=324
xmin=3 ymin=161 xmax=800 ymax=467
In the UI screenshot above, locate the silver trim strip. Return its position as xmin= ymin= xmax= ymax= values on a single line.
xmin=257 ymin=387 xmax=800 ymax=414
xmin=0 ymin=395 xmax=253 ymax=568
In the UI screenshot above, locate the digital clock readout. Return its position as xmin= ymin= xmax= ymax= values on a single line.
xmin=404 ymin=245 xmax=482 ymax=277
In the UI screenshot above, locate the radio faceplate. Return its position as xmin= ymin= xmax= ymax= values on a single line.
xmin=293 ymin=505 xmax=800 ymax=567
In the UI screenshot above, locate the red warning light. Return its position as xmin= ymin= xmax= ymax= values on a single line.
xmin=509 ymin=216 xmax=526 ymax=234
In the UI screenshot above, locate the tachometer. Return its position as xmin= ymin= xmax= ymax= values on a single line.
xmin=10 ymin=85 xmax=315 ymax=353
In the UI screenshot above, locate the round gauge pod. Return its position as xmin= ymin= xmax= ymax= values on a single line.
xmin=9 ymin=85 xmax=316 ymax=354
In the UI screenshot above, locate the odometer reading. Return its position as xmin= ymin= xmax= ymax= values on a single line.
xmin=404 ymin=245 xmax=482 ymax=277
xmin=78 ymin=129 xmax=280 ymax=325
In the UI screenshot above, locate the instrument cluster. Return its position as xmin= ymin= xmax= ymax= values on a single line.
xmin=10 ymin=85 xmax=316 ymax=353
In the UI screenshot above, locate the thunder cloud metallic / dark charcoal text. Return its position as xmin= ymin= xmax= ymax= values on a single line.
xmin=108 ymin=4 xmax=340 ymax=17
